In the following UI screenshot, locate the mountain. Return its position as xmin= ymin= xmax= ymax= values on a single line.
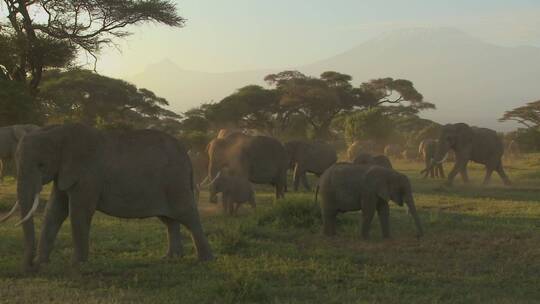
xmin=130 ymin=28 xmax=540 ymax=131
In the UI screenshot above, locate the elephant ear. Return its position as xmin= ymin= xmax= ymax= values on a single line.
xmin=375 ymin=178 xmax=391 ymax=202
xmin=58 ymin=126 xmax=99 ymax=191
xmin=12 ymin=125 xmax=29 ymax=141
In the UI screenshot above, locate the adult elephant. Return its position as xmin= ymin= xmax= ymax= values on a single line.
xmin=1 ymin=124 xmax=213 ymax=272
xmin=427 ymin=123 xmax=511 ymax=186
xmin=206 ymin=132 xmax=288 ymax=201
xmin=284 ymin=140 xmax=337 ymax=191
xmin=0 ymin=124 xmax=40 ymax=180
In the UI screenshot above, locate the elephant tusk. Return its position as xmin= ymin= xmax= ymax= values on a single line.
xmin=436 ymin=153 xmax=449 ymax=164
xmin=199 ymin=176 xmax=210 ymax=187
xmin=0 ymin=201 xmax=19 ymax=223
xmin=15 ymin=194 xmax=40 ymax=226
xmin=206 ymin=171 xmax=222 ymax=186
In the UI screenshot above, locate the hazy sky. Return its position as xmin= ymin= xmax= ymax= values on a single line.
xmin=95 ymin=0 xmax=540 ymax=77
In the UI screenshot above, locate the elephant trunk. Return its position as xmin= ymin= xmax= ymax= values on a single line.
xmin=16 ymin=169 xmax=42 ymax=272
xmin=404 ymin=193 xmax=423 ymax=238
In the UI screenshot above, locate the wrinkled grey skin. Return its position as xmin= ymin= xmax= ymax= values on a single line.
xmin=284 ymin=140 xmax=337 ymax=191
xmin=353 ymin=153 xmax=393 ymax=169
xmin=12 ymin=124 xmax=213 ymax=272
xmin=209 ymin=172 xmax=255 ymax=215
xmin=419 ymin=139 xmax=445 ymax=179
xmin=383 ymin=144 xmax=402 ymax=159
xmin=432 ymin=123 xmax=511 ymax=186
xmin=316 ymin=163 xmax=423 ymax=239
xmin=206 ymin=133 xmax=288 ymax=201
xmin=0 ymin=124 xmax=40 ymax=180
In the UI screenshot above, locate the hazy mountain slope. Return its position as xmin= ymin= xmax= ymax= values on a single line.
xmin=130 ymin=28 xmax=540 ymax=130
xmin=130 ymin=59 xmax=274 ymax=111
xmin=301 ymin=28 xmax=540 ymax=130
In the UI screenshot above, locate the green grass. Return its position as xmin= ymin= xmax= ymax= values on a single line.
xmin=1 ymin=157 xmax=540 ymax=303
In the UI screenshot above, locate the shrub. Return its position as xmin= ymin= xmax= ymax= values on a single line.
xmin=257 ymin=196 xmax=321 ymax=229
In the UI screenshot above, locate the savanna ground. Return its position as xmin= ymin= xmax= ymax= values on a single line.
xmin=0 ymin=157 xmax=539 ymax=304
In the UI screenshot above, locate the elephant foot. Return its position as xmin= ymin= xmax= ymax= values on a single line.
xmin=35 ymin=255 xmax=50 ymax=265
xmin=197 ymin=252 xmax=214 ymax=262
xmin=162 ymin=251 xmax=184 ymax=260
xmin=22 ymin=262 xmax=39 ymax=274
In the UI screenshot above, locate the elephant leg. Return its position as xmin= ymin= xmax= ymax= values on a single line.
xmin=496 ymin=162 xmax=512 ymax=186
xmin=301 ymin=172 xmax=311 ymax=191
xmin=178 ymin=210 xmax=213 ymax=261
xmin=483 ymin=167 xmax=494 ymax=185
xmin=376 ymin=200 xmax=391 ymax=238
xmin=438 ymin=164 xmax=446 ymax=178
xmin=221 ymin=194 xmax=228 ymax=213
xmin=234 ymin=202 xmax=240 ymax=215
xmin=159 ymin=216 xmax=184 ymax=258
xmin=275 ymin=170 xmax=287 ymax=200
xmin=36 ymin=186 xmax=69 ymax=264
xmin=361 ymin=204 xmax=376 ymax=240
xmin=68 ymin=190 xmax=97 ymax=265
xmin=292 ymin=163 xmax=302 ymax=191
xmin=460 ymin=165 xmax=470 ymax=184
xmin=446 ymin=164 xmax=461 ymax=186
xmin=322 ymin=209 xmax=337 ymax=236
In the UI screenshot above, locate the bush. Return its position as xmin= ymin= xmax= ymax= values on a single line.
xmin=514 ymin=128 xmax=540 ymax=152
xmin=257 ymin=196 xmax=321 ymax=229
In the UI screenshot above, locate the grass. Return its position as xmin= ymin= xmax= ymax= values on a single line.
xmin=1 ymin=157 xmax=539 ymax=303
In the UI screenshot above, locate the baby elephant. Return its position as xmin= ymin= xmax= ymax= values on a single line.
xmin=316 ymin=163 xmax=423 ymax=239
xmin=208 ymin=171 xmax=256 ymax=215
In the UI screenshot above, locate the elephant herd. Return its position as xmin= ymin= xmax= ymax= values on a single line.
xmin=0 ymin=122 xmax=512 ymax=273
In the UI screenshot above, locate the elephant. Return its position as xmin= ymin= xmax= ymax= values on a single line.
xmin=0 ymin=124 xmax=40 ymax=180
xmin=419 ymin=139 xmax=445 ymax=179
xmin=284 ymin=140 xmax=337 ymax=191
xmin=206 ymin=132 xmax=288 ymax=201
xmin=352 ymin=153 xmax=393 ymax=169
xmin=426 ymin=123 xmax=511 ymax=186
xmin=316 ymin=163 xmax=423 ymax=239
xmin=1 ymin=124 xmax=213 ymax=272
xmin=383 ymin=144 xmax=402 ymax=159
xmin=347 ymin=140 xmax=376 ymax=161
xmin=206 ymin=170 xmax=255 ymax=215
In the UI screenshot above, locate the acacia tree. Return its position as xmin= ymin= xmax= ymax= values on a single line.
xmin=0 ymin=0 xmax=184 ymax=93
xmin=265 ymin=71 xmax=433 ymax=138
xmin=203 ymin=85 xmax=280 ymax=135
xmin=39 ymin=69 xmax=181 ymax=130
xmin=499 ymin=100 xmax=540 ymax=128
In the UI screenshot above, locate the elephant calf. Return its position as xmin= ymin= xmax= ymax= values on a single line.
xmin=207 ymin=171 xmax=256 ymax=215
xmin=316 ymin=163 xmax=423 ymax=239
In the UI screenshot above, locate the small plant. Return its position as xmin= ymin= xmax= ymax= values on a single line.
xmin=257 ymin=196 xmax=321 ymax=229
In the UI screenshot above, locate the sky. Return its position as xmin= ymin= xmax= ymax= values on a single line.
xmin=94 ymin=0 xmax=540 ymax=78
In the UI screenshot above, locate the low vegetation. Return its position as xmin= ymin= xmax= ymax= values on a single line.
xmin=0 ymin=157 xmax=539 ymax=303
